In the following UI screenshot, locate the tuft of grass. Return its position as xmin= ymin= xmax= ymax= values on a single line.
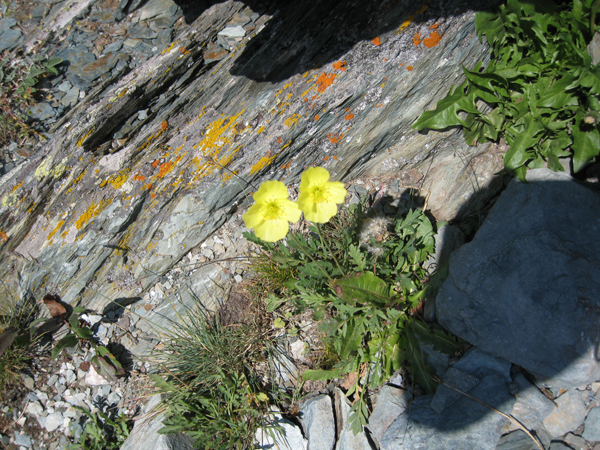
xmin=0 ymin=294 xmax=38 ymax=392
xmin=149 ymin=290 xmax=294 ymax=449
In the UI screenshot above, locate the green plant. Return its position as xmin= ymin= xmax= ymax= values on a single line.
xmin=0 ymin=50 xmax=62 ymax=147
xmin=0 ymin=295 xmax=38 ymax=391
xmin=45 ymin=306 xmax=126 ymax=382
xmin=413 ymin=0 xmax=600 ymax=180
xmin=68 ymin=405 xmax=132 ymax=450
xmin=150 ymin=294 xmax=292 ymax=449
xmin=245 ymin=204 xmax=461 ymax=434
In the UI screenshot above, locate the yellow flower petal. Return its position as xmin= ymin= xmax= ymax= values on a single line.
xmin=254 ymin=218 xmax=290 ymax=242
xmin=253 ymin=180 xmax=289 ymax=202
xmin=297 ymin=167 xmax=347 ymax=223
xmin=243 ymin=180 xmax=300 ymax=242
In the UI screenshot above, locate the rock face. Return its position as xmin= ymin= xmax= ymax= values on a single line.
xmin=380 ymin=348 xmax=515 ymax=450
xmin=0 ymin=0 xmax=503 ymax=316
xmin=436 ymin=169 xmax=600 ymax=389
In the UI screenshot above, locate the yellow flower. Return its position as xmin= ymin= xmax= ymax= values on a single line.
xmin=298 ymin=167 xmax=347 ymax=223
xmin=243 ymin=180 xmax=301 ymax=242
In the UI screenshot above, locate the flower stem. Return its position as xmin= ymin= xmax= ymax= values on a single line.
xmin=288 ymin=232 xmax=333 ymax=282
xmin=316 ymin=223 xmax=346 ymax=276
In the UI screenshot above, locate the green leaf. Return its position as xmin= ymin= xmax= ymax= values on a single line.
xmin=273 ymin=317 xmax=285 ymax=328
xmin=330 ymin=272 xmax=391 ymax=306
xmin=571 ymin=125 xmax=600 ymax=172
xmin=410 ymin=320 xmax=463 ymax=356
xmin=504 ymin=114 xmax=544 ymax=170
xmin=91 ymin=355 xmax=117 ymax=383
xmin=301 ymin=368 xmax=344 ymax=381
xmin=46 ymin=57 xmax=63 ymax=67
xmin=412 ymin=80 xmax=479 ymax=130
xmin=52 ymin=333 xmax=78 ymax=359
xmin=73 ymin=326 xmax=93 ymax=340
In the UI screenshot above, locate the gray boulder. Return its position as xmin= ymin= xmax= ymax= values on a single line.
xmin=299 ymin=395 xmax=335 ymax=450
xmin=381 ymin=347 xmax=515 ymax=450
xmin=436 ymin=169 xmax=600 ymax=389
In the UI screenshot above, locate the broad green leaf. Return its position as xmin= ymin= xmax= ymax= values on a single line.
xmin=91 ymin=355 xmax=117 ymax=383
xmin=52 ymin=333 xmax=78 ymax=359
xmin=73 ymin=326 xmax=93 ymax=340
xmin=464 ymin=65 xmax=509 ymax=96
xmin=571 ymin=125 xmax=600 ymax=172
xmin=412 ymin=81 xmax=479 ymax=130
xmin=410 ymin=320 xmax=463 ymax=356
xmin=474 ymin=11 xmax=506 ymax=46
xmin=273 ymin=317 xmax=285 ymax=328
xmin=537 ymin=76 xmax=579 ymax=109
xmin=504 ymin=114 xmax=544 ymax=170
xmin=331 ymin=272 xmax=391 ymax=306
xmin=301 ymin=368 xmax=344 ymax=381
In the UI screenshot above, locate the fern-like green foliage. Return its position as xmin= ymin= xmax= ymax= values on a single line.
xmin=413 ymin=0 xmax=600 ymax=180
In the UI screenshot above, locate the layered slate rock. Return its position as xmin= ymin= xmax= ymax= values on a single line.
xmin=436 ymin=169 xmax=600 ymax=389
xmin=0 ymin=0 xmax=502 ymax=317
xmin=380 ymin=347 xmax=515 ymax=450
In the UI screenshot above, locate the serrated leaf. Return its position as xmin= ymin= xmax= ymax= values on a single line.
xmin=572 ymin=125 xmax=600 ymax=172
xmin=52 ymin=333 xmax=78 ymax=359
xmin=504 ymin=114 xmax=543 ymax=170
xmin=412 ymin=80 xmax=479 ymax=130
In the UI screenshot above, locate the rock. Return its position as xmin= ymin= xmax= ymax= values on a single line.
xmin=381 ymin=374 xmax=514 ymax=450
xmin=218 ymin=26 xmax=246 ymax=37
xmin=89 ymin=10 xmax=115 ymax=23
xmin=0 ymin=0 xmax=497 ymax=329
xmin=139 ymin=0 xmax=178 ymax=21
xmin=542 ymin=390 xmax=587 ymax=438
xmin=61 ymin=87 xmax=80 ymax=107
xmin=429 ymin=367 xmax=479 ymax=414
xmin=495 ymin=430 xmax=537 ymax=450
xmin=255 ymin=410 xmax=307 ymax=450
xmin=128 ymin=24 xmax=158 ymax=40
xmin=299 ymin=395 xmax=335 ymax=450
xmin=333 ymin=389 xmax=372 ymax=450
xmin=436 ymin=169 xmax=600 ymax=389
xmin=13 ymin=432 xmax=32 ymax=448
xmin=368 ymin=385 xmax=409 ymax=446
xmin=120 ymin=394 xmax=195 ymax=450
xmin=0 ymin=22 xmax=22 ymax=51
xmin=583 ymin=407 xmax=600 ymax=442
xmin=25 ymin=401 xmax=44 ymax=417
xmin=21 ymin=375 xmax=34 ymax=390
xmin=509 ymin=373 xmax=555 ymax=431
xmin=44 ymin=411 xmax=63 ymax=432
xmin=84 ymin=364 xmax=110 ymax=386
xmin=452 ymin=347 xmax=512 ymax=383
xmin=78 ymin=52 xmax=119 ymax=84
xmin=203 ymin=41 xmax=229 ymax=63
xmin=28 ymin=102 xmax=56 ymax=121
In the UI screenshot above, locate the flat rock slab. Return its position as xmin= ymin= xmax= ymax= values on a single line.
xmin=436 ymin=169 xmax=600 ymax=389
xmin=380 ymin=373 xmax=515 ymax=450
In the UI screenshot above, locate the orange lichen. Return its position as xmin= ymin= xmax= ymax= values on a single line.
xmin=75 ymin=200 xmax=111 ymax=230
xmin=150 ymin=193 xmax=156 ymax=199
xmin=158 ymin=161 xmax=174 ymax=178
xmin=407 ymin=65 xmax=413 ymax=71
xmin=372 ymin=37 xmax=381 ymax=46
xmin=0 ymin=231 xmax=7 ymax=243
xmin=316 ymin=72 xmax=335 ymax=92
xmin=328 ymin=133 xmax=344 ymax=144
xmin=143 ymin=183 xmax=153 ymax=190
xmin=133 ymin=173 xmax=145 ymax=182
xmin=277 ymin=137 xmax=282 ymax=143
xmin=315 ymin=115 xmax=320 ymax=121
xmin=161 ymin=121 xmax=168 ymax=131
xmin=152 ymin=160 xmax=161 ymax=169
xmin=423 ymin=30 xmax=442 ymax=48
xmin=324 ymin=156 xmax=329 ymax=161
xmin=345 ymin=113 xmax=354 ymax=121
xmin=332 ymin=61 xmax=347 ymax=71
xmin=413 ymin=33 xmax=422 ymax=46
xmin=332 ymin=155 xmax=338 ymax=160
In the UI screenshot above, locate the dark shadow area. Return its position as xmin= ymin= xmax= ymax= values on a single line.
xmin=102 ymin=296 xmax=143 ymax=316
xmin=168 ymin=0 xmax=507 ymax=82
xmin=408 ymin=175 xmax=600 ymax=442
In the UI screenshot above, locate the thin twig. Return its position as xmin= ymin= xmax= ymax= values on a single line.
xmin=430 ymin=374 xmax=545 ymax=450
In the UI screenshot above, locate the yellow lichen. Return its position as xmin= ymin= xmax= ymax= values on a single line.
xmin=74 ymin=199 xmax=111 ymax=230
xmin=47 ymin=220 xmax=65 ymax=242
xmin=256 ymin=126 xmax=265 ymax=134
xmin=284 ymin=114 xmax=300 ymax=129
xmin=77 ymin=128 xmax=94 ymax=147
